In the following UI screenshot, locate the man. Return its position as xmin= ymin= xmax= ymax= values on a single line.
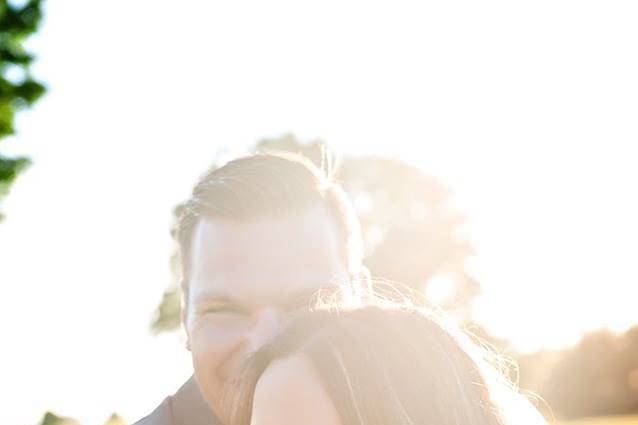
xmin=135 ymin=152 xmax=366 ymax=425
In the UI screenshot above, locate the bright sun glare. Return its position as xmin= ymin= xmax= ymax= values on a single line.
xmin=1 ymin=1 xmax=637 ymax=425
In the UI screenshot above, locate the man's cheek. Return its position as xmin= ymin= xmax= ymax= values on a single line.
xmin=192 ymin=324 xmax=238 ymax=369
xmin=191 ymin=328 xmax=223 ymax=364
xmin=192 ymin=343 xmax=226 ymax=399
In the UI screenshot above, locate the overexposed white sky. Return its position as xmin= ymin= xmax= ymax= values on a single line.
xmin=1 ymin=1 xmax=637 ymax=424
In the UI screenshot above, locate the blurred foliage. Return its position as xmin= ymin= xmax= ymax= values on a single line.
xmin=338 ymin=155 xmax=478 ymax=316
xmin=0 ymin=0 xmax=46 ymax=221
xmin=103 ymin=414 xmax=126 ymax=425
xmin=502 ymin=326 xmax=638 ymax=421
xmin=38 ymin=412 xmax=79 ymax=425
xmin=538 ymin=326 xmax=638 ymax=420
xmin=468 ymin=324 xmax=638 ymax=421
xmin=151 ymin=237 xmax=182 ymax=333
xmin=37 ymin=412 xmax=125 ymax=425
xmin=151 ymin=134 xmax=478 ymax=331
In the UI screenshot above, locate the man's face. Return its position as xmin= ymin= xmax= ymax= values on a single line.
xmin=184 ymin=205 xmax=350 ymax=417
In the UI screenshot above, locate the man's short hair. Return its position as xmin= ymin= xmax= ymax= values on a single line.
xmin=174 ymin=152 xmax=363 ymax=287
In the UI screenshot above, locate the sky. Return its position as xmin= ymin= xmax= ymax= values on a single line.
xmin=1 ymin=1 xmax=637 ymax=424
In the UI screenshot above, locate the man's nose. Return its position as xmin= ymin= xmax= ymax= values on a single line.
xmin=248 ymin=308 xmax=283 ymax=352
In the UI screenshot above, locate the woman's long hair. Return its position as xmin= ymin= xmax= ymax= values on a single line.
xmin=224 ymin=289 xmax=547 ymax=425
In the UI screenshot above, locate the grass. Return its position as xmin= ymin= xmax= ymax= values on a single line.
xmin=560 ymin=415 xmax=638 ymax=425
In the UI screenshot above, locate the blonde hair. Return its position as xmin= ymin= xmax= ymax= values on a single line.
xmin=226 ymin=293 xmax=547 ymax=425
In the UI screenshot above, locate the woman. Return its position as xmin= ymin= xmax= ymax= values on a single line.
xmin=225 ymin=299 xmax=547 ymax=425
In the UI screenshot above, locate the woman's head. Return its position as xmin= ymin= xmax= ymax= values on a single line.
xmin=226 ymin=302 xmax=544 ymax=425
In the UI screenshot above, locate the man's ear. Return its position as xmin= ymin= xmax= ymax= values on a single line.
xmin=360 ymin=265 xmax=372 ymax=297
xmin=351 ymin=266 xmax=373 ymax=299
xmin=180 ymin=279 xmax=191 ymax=351
xmin=182 ymin=311 xmax=191 ymax=352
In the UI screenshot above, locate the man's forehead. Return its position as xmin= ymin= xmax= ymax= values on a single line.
xmin=192 ymin=205 xmax=341 ymax=246
xmin=189 ymin=253 xmax=348 ymax=296
xmin=190 ymin=209 xmax=345 ymax=275
xmin=187 ymin=208 xmax=349 ymax=305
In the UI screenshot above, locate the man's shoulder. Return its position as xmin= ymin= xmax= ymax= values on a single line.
xmin=132 ymin=376 xmax=218 ymax=425
xmin=132 ymin=396 xmax=172 ymax=425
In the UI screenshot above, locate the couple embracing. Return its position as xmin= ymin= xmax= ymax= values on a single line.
xmin=135 ymin=153 xmax=545 ymax=425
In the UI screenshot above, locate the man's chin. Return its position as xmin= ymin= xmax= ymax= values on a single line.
xmin=193 ymin=374 xmax=223 ymax=414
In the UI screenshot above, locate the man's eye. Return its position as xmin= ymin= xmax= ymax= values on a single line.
xmin=203 ymin=306 xmax=247 ymax=315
